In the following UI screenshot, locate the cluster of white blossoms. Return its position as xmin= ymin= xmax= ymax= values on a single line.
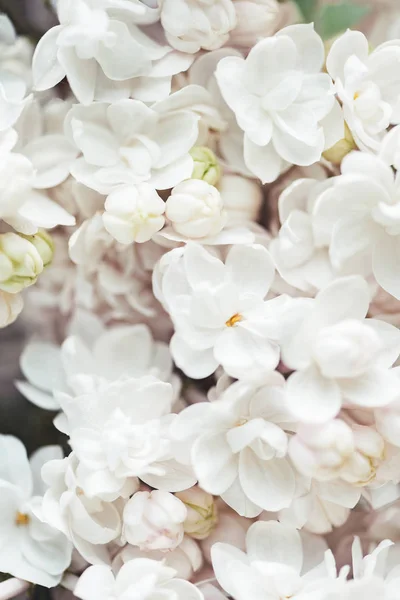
xmin=2 ymin=1 xmax=400 ymax=599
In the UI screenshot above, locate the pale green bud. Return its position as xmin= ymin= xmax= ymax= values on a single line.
xmin=190 ymin=146 xmax=221 ymax=186
xmin=21 ymin=230 xmax=54 ymax=268
xmin=0 ymin=232 xmax=44 ymax=293
xmin=176 ymin=486 xmax=217 ymax=540
xmin=323 ymin=122 xmax=357 ymax=165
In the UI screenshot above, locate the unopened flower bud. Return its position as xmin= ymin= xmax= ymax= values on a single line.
xmin=0 ymin=290 xmax=23 ymax=328
xmin=103 ymin=184 xmax=165 ymax=244
xmin=22 ymin=230 xmax=54 ymax=268
xmin=323 ymin=122 xmax=357 ymax=165
xmin=176 ymin=486 xmax=217 ymax=540
xmin=190 ymin=147 xmax=221 ymax=186
xmin=0 ymin=232 xmax=44 ymax=293
xmin=166 ymin=180 xmax=226 ymax=239
xmin=219 ymin=175 xmax=262 ymax=224
xmin=230 ymin=0 xmax=281 ymax=47
xmin=123 ymin=490 xmax=187 ymax=552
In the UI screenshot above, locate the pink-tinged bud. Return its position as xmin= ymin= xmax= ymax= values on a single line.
xmin=123 ymin=490 xmax=187 ymax=551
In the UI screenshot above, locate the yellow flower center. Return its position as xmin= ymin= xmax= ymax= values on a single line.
xmin=225 ymin=313 xmax=242 ymax=327
xmin=15 ymin=512 xmax=30 ymax=526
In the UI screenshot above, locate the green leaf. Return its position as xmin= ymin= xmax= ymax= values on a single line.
xmin=292 ymin=0 xmax=318 ymax=22
xmin=317 ymin=2 xmax=371 ymax=40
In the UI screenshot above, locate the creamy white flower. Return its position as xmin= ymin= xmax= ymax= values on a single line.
xmin=324 ymin=148 xmax=400 ymax=301
xmin=269 ymin=178 xmax=352 ymax=293
xmin=155 ymin=242 xmax=288 ymax=379
xmin=17 ymin=321 xmax=176 ymax=414
xmin=290 ymin=421 xmax=388 ymax=487
xmin=57 ymin=376 xmax=195 ymax=498
xmin=327 ymin=30 xmax=400 ymax=152
xmin=123 ymin=490 xmax=186 ymax=551
xmin=176 ymin=486 xmax=217 ymax=540
xmin=66 ymin=96 xmax=199 ymax=194
xmin=15 ymin=97 xmax=79 ymax=190
xmin=281 ymin=276 xmax=400 ymax=423
xmin=215 ymin=23 xmax=342 ymax=183
xmin=280 ymin=476 xmax=360 ymax=535
xmin=0 ymin=147 xmax=75 ymax=234
xmin=0 ymin=436 xmax=72 ymax=587
xmin=160 ymin=0 xmax=237 ymax=53
xmin=68 ymin=214 xmax=162 ymax=319
xmin=0 ymin=289 xmax=23 ymax=327
xmin=211 ymin=520 xmax=338 ymax=600
xmin=0 ymin=15 xmax=32 ymax=131
xmin=115 ymin=535 xmax=203 ymax=580
xmin=32 ymin=0 xmax=193 ymax=105
xmin=103 ymin=184 xmax=165 ymax=244
xmin=41 ymin=452 xmax=131 ymax=565
xmin=74 ymin=558 xmax=204 ymax=600
xmin=230 ymin=0 xmax=281 ymax=47
xmin=171 ymin=377 xmax=296 ymax=517
xmin=165 ymin=180 xmax=226 ymax=239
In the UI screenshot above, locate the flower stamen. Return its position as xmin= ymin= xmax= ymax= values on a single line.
xmin=15 ymin=512 xmax=30 ymax=526
xmin=225 ymin=313 xmax=242 ymax=327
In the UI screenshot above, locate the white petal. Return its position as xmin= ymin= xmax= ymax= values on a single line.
xmin=326 ymin=30 xmax=369 ymax=81
xmin=74 ymin=566 xmax=115 ymax=600
xmin=239 ymin=451 xmax=295 ymax=511
xmin=372 ymin=234 xmax=400 ymax=300
xmin=286 ymin=365 xmax=342 ymax=423
xmin=246 ymin=520 xmax=302 ymax=572
xmin=20 ymin=342 xmax=64 ymax=393
xmin=221 ymin=477 xmax=262 ymax=518
xmin=365 ymin=319 xmax=400 ymax=368
xmin=23 ymin=135 xmax=79 ymax=189
xmin=192 ymin=432 xmax=237 ymax=495
xmin=313 ymin=276 xmax=371 ymax=327
xmin=244 ymin=135 xmax=282 ymax=184
xmin=170 ymin=335 xmax=218 ymax=379
xmin=340 ymin=367 xmax=400 ymax=407
xmin=277 ymin=23 xmax=325 ymax=73
xmin=225 ymin=244 xmax=275 ymax=299
xmin=32 ymin=26 xmax=65 ymax=91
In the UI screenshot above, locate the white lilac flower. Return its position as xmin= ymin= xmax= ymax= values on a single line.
xmin=230 ymin=0 xmax=281 ymax=48
xmin=32 ymin=0 xmax=193 ymax=105
xmin=327 ymin=29 xmax=400 ymax=152
xmin=41 ymin=452 xmax=132 ymax=565
xmin=215 ymin=23 xmax=343 ymax=183
xmin=0 ymin=232 xmax=46 ymax=293
xmin=171 ymin=377 xmax=296 ymax=517
xmin=154 ymin=242 xmax=289 ymax=380
xmin=0 ymin=436 xmax=72 ymax=587
xmin=15 ymin=97 xmax=79 ymax=190
xmin=115 ymin=535 xmax=203 ymax=581
xmin=57 ymin=375 xmax=195 ymax=498
xmin=211 ymin=520 xmax=339 ymax=600
xmin=17 ymin=320 xmax=176 ymax=415
xmin=103 ymin=184 xmax=165 ymax=244
xmin=74 ymin=558 xmax=204 ymax=600
xmin=322 ymin=147 xmax=400 ymax=301
xmin=269 ymin=178 xmax=352 ymax=294
xmin=65 ymin=94 xmax=199 ymax=194
xmin=279 ymin=475 xmax=361 ymax=535
xmin=160 ymin=0 xmax=237 ymax=54
xmin=289 ymin=420 xmax=393 ymax=489
xmin=0 ymin=15 xmax=32 ymax=131
xmin=123 ymin=490 xmax=187 ymax=551
xmin=165 ymin=180 xmax=226 ymax=239
xmin=281 ymin=276 xmax=400 ymax=423
xmin=0 ymin=144 xmax=75 ymax=235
